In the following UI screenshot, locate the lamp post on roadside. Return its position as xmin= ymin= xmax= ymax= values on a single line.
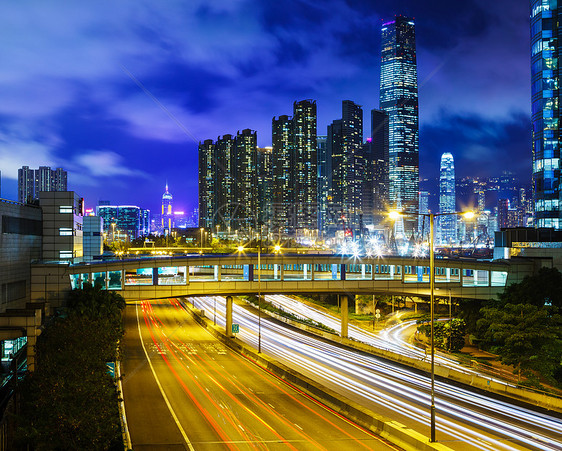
xmin=257 ymin=222 xmax=263 ymax=354
xmin=389 ymin=209 xmax=474 ymax=443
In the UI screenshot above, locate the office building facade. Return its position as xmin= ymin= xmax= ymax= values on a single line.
xmin=531 ymin=1 xmax=561 ymax=229
xmin=380 ymin=16 xmax=419 ymax=234
xmin=18 ymin=166 xmax=67 ymax=204
xmin=438 ymin=153 xmax=456 ymax=244
xmin=97 ymin=205 xmax=148 ymax=240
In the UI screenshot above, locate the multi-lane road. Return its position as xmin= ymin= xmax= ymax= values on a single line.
xmin=190 ymin=295 xmax=562 ymax=451
xmin=121 ymin=299 xmax=398 ymax=450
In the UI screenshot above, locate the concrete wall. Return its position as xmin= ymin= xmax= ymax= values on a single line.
xmin=0 ymin=199 xmax=42 ymax=311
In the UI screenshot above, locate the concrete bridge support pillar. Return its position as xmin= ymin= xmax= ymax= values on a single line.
xmin=341 ymin=295 xmax=348 ymax=339
xmin=226 ymin=295 xmax=233 ymax=337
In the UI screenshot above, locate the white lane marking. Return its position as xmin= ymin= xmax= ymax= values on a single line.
xmin=136 ymin=303 xmax=195 ymax=451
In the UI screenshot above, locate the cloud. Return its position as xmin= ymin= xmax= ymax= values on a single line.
xmin=71 ymin=150 xmax=148 ymax=178
xmin=0 ymin=129 xmax=57 ymax=179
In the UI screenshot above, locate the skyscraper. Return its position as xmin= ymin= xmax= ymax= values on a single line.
xmin=328 ymin=100 xmax=364 ymax=234
xmin=232 ymin=129 xmax=258 ymax=232
xmin=317 ymin=135 xmax=329 ymax=233
xmin=531 ymin=1 xmax=561 ymax=229
xmin=272 ymin=115 xmax=294 ymax=233
xmin=18 ymin=166 xmax=67 ymax=204
xmin=161 ymin=184 xmax=173 ymax=234
xmin=292 ymin=100 xmax=318 ymax=233
xmin=369 ymin=109 xmax=390 ymax=226
xmin=438 ymin=153 xmax=456 ymax=244
xmin=380 ymin=16 xmax=419 ymax=234
xmin=271 ymin=100 xmax=318 ymax=235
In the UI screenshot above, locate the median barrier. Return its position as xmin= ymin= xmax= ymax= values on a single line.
xmin=183 ymin=300 xmax=452 ymax=451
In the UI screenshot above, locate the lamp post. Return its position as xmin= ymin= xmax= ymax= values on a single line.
xmin=257 ymin=226 xmax=262 ymax=354
xmin=200 ymin=227 xmax=204 ymax=253
xmin=389 ymin=209 xmax=473 ymax=443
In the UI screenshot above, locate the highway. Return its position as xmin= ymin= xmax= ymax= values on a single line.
xmin=264 ymin=294 xmax=504 ymax=381
xmin=121 ymin=299 xmax=398 ymax=450
xmin=192 ymin=295 xmax=562 ymax=451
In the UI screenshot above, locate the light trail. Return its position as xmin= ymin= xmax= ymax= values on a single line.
xmin=138 ymin=299 xmax=394 ymax=449
xmin=191 ymin=296 xmax=562 ymax=451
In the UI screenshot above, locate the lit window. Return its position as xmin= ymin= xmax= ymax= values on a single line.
xmin=59 ymin=206 xmax=73 ymax=213
xmin=59 ymin=228 xmax=73 ymax=236
xmin=59 ymin=251 xmax=74 ymax=259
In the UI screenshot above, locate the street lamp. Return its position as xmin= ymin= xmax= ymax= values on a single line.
xmin=389 ymin=209 xmax=474 ymax=443
xmin=200 ymin=227 xmax=204 ymax=252
xmin=257 ymin=225 xmax=262 ymax=354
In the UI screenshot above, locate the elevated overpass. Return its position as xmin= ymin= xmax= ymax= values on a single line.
xmin=31 ymin=253 xmax=539 ymax=308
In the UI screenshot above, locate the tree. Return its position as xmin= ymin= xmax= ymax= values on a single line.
xmin=15 ymin=285 xmax=125 ymax=449
xmin=417 ymin=318 xmax=467 ymax=352
xmin=477 ymin=267 xmax=562 ymax=386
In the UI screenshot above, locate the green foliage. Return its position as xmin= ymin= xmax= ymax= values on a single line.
xmin=477 ymin=267 xmax=562 ymax=386
xmin=417 ymin=318 xmax=467 ymax=352
xmin=15 ymin=284 xmax=125 ymax=450
xmin=498 ymin=267 xmax=562 ymax=309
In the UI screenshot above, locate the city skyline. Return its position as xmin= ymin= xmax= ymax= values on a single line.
xmin=0 ymin=1 xmax=529 ymax=214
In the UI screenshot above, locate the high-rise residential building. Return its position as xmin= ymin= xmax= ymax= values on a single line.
xmin=328 ymin=100 xmax=364 ymax=235
xmin=317 ymin=135 xmax=329 ymax=233
xmin=271 ymin=100 xmax=318 ymax=235
xmin=199 ymin=130 xmax=258 ymax=234
xmin=198 ymin=139 xmax=215 ymax=231
xmin=272 ymin=115 xmax=294 ymax=234
xmin=18 ymin=166 xmax=67 ymax=204
xmin=380 ymin=15 xmax=419 ymax=234
xmin=369 ymin=109 xmax=390 ymax=226
xmin=232 ymin=129 xmax=258 ymax=232
xmin=257 ymin=146 xmax=273 ymax=230
xmin=531 ymin=0 xmax=561 ymax=229
xmin=438 ymin=153 xmax=456 ymax=244
xmin=161 ymin=184 xmax=173 ymax=234
xmin=292 ymin=100 xmax=318 ymax=233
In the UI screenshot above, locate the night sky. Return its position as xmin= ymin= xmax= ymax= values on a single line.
xmin=0 ymin=1 xmax=530 ymax=215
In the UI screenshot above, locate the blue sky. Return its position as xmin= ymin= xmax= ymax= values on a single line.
xmin=0 ymin=0 xmax=530 ymax=214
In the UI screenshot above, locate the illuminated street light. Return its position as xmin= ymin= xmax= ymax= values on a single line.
xmin=388 ymin=209 xmax=474 ymax=443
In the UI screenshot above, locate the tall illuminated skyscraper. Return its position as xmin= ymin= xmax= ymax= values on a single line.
xmin=531 ymin=1 xmax=561 ymax=229
xmin=380 ymin=15 xmax=419 ymax=234
xmin=438 ymin=153 xmax=456 ymax=243
xmin=161 ymin=183 xmax=173 ymax=234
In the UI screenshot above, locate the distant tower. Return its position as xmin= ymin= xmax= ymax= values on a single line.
xmin=438 ymin=153 xmax=456 ymax=244
xmin=161 ymin=183 xmax=173 ymax=234
xmin=380 ymin=15 xmax=419 ymax=234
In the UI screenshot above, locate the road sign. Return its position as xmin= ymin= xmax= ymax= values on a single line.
xmin=376 ymin=309 xmax=380 ymax=314
xmin=106 ymin=362 xmax=115 ymax=378
xmin=232 ymin=324 xmax=239 ymax=334
xmin=375 ymin=313 xmax=381 ymax=319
